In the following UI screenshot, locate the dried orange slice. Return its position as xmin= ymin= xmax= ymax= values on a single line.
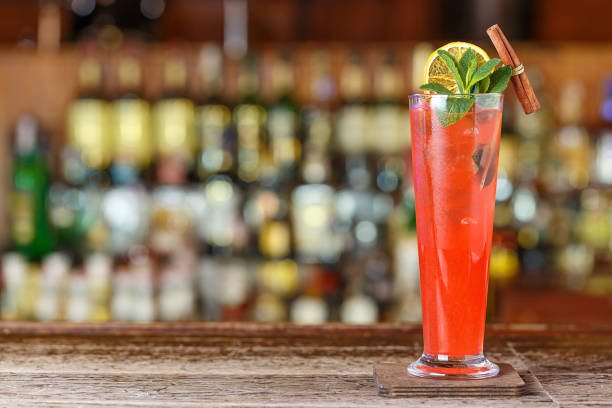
xmin=423 ymin=42 xmax=490 ymax=93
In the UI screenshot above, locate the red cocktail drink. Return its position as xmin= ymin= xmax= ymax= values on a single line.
xmin=407 ymin=94 xmax=502 ymax=378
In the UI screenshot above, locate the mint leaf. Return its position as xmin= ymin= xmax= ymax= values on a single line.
xmin=478 ymin=76 xmax=490 ymax=93
xmin=466 ymin=51 xmax=478 ymax=88
xmin=437 ymin=50 xmax=464 ymax=93
xmin=468 ymin=58 xmax=501 ymax=88
xmin=435 ymin=95 xmax=474 ymax=127
xmin=420 ymin=83 xmax=453 ymax=95
xmin=458 ymin=48 xmax=476 ymax=82
xmin=487 ymin=65 xmax=512 ymax=93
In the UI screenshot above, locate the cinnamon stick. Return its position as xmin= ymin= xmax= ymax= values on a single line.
xmin=486 ymin=24 xmax=540 ymax=114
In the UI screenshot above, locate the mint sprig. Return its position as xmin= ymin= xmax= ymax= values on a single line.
xmin=419 ymin=48 xmax=512 ymax=127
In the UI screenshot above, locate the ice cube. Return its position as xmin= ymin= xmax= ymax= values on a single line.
xmin=476 ymin=109 xmax=498 ymax=124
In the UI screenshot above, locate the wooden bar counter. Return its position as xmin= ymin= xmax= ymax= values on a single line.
xmin=0 ymin=322 xmax=609 ymax=407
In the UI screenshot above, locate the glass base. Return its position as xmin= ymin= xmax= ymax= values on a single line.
xmin=407 ymin=353 xmax=499 ymax=379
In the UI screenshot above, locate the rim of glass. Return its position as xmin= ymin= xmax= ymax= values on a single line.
xmin=410 ymin=93 xmax=503 ymax=98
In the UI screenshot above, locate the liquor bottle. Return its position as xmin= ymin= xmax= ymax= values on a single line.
xmin=150 ymin=52 xmax=197 ymax=257
xmin=575 ymin=188 xmax=611 ymax=252
xmin=250 ymin=185 xmax=298 ymax=322
xmin=335 ymin=50 xmax=370 ymax=160
xmin=514 ymin=68 xmax=552 ymax=184
xmin=371 ymin=51 xmax=407 ymax=200
xmin=253 ymin=292 xmax=287 ymax=322
xmin=196 ymin=43 xmax=233 ymax=179
xmin=389 ymin=189 xmax=421 ymax=322
xmin=233 ymin=53 xmax=266 ymax=185
xmin=129 ymin=251 xmax=156 ymax=322
xmin=370 ymin=50 xmax=407 ymax=156
xmin=543 ymin=80 xmax=590 ymax=193
xmin=110 ymin=51 xmax=152 ymax=185
xmin=291 ymin=184 xmax=338 ymax=263
xmin=36 ymin=252 xmax=69 ymax=321
xmin=54 ymin=50 xmax=111 ymax=256
xmin=65 ymin=52 xmax=111 ymax=186
xmin=254 ymin=202 xmax=299 ymax=321
xmin=158 ymin=259 xmax=196 ymax=322
xmin=65 ymin=271 xmax=90 ymax=322
xmin=300 ymin=49 xmax=335 ymax=185
xmin=198 ymin=258 xmax=252 ymax=321
xmin=111 ymin=248 xmax=156 ymax=322
xmin=111 ymin=263 xmax=132 ymax=322
xmin=10 ymin=115 xmax=54 ymax=261
xmin=1 ymin=253 xmax=27 ymax=320
xmin=340 ymin=292 xmax=379 ymax=324
xmin=19 ymin=262 xmax=41 ymax=320
xmin=101 ymin=184 xmax=149 ymax=254
xmin=153 ymin=51 xmax=195 ymax=184
xmin=264 ymin=51 xmax=300 ymax=187
xmin=103 ymin=52 xmax=151 ymax=255
xmin=85 ymin=252 xmax=112 ymax=322
xmin=290 ymin=294 xmax=328 ymax=324
xmin=595 ymin=77 xmax=612 ymax=185
xmin=556 ymin=243 xmax=594 ymax=291
xmin=200 ymin=175 xmax=242 ymax=252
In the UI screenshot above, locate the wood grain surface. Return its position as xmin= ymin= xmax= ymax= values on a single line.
xmin=0 ymin=323 xmax=609 ymax=407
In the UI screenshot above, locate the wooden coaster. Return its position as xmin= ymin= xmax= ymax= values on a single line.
xmin=373 ymin=362 xmax=526 ymax=398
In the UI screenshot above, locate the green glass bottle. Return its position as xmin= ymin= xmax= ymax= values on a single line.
xmin=10 ymin=115 xmax=54 ymax=261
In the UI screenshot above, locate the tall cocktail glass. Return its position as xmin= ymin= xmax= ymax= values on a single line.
xmin=407 ymin=93 xmax=503 ymax=378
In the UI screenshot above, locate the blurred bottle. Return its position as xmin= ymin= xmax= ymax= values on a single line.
xmin=514 ymin=68 xmax=552 ymax=184
xmin=300 ymin=50 xmax=335 ymax=186
xmin=36 ymin=253 xmax=69 ymax=321
xmin=340 ymin=293 xmax=378 ymax=324
xmin=252 ymin=188 xmax=298 ymax=322
xmin=543 ymin=80 xmax=590 ymax=193
xmin=291 ymin=294 xmax=328 ymax=324
xmin=130 ymin=252 xmax=156 ymax=322
xmin=389 ymin=190 xmax=422 ymax=322
xmin=575 ymin=188 xmax=611 ymax=252
xmin=198 ymin=257 xmax=251 ymax=321
xmin=371 ymin=51 xmax=407 ymax=204
xmin=149 ymin=185 xmax=194 ymax=256
xmin=200 ymin=175 xmax=243 ymax=253
xmin=292 ymin=184 xmax=338 ymax=263
xmin=335 ymin=50 xmax=370 ymax=161
xmin=110 ymin=50 xmax=152 ymax=184
xmin=54 ymin=50 xmax=110 ymax=255
xmin=1 ymin=253 xmax=27 ymax=320
xmin=101 ymin=184 xmax=149 ymax=255
xmin=149 ymin=52 xmax=199 ymax=258
xmin=104 ymin=53 xmax=151 ymax=254
xmin=111 ymin=263 xmax=132 ymax=322
xmin=66 ymin=272 xmax=90 ymax=322
xmin=111 ymin=249 xmax=156 ymax=322
xmin=233 ymin=54 xmax=266 ymax=184
xmin=595 ymin=77 xmax=612 ymax=185
xmin=158 ymin=256 xmax=196 ymax=322
xmin=196 ymin=44 xmax=234 ymax=180
xmin=153 ymin=51 xmax=195 ymax=184
xmin=65 ymin=52 xmax=111 ymax=186
xmin=370 ymin=50 xmax=408 ymax=155
xmin=85 ymin=252 xmax=112 ymax=322
xmin=217 ymin=259 xmax=252 ymax=321
xmin=263 ymin=51 xmax=300 ymax=187
xmin=10 ymin=115 xmax=54 ymax=261
xmin=19 ymin=262 xmax=41 ymax=320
